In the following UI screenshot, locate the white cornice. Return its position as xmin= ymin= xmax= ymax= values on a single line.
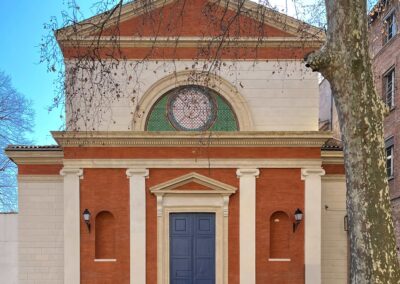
xmin=18 ymin=175 xmax=63 ymax=182
xmin=52 ymin=131 xmax=332 ymax=148
xmin=57 ymin=36 xmax=324 ymax=48
xmin=322 ymin=175 xmax=346 ymax=181
xmin=150 ymin=172 xmax=237 ymax=195
xmin=6 ymin=150 xmax=64 ymax=165
xmin=62 ymin=158 xmax=322 ymax=169
xmin=321 ymin=150 xmax=344 ymax=164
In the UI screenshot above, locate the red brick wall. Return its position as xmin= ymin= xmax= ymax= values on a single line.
xmin=80 ymin=169 xmax=130 ymax=284
xmin=102 ymin=0 xmax=294 ymax=38
xmin=63 ymin=146 xmax=321 ymax=159
xmin=61 ymin=0 xmax=317 ymax=60
xmin=256 ymin=169 xmax=305 ymax=284
xmin=18 ymin=164 xmax=62 ymax=175
xmin=20 ymin=146 xmax=311 ymax=283
xmin=322 ymin=164 xmax=345 ymax=175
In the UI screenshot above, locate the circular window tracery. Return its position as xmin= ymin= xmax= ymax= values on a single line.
xmin=146 ymin=85 xmax=239 ymax=131
xmin=167 ymin=86 xmax=217 ymax=131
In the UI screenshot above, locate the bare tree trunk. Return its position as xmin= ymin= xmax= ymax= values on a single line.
xmin=307 ymin=0 xmax=400 ymax=282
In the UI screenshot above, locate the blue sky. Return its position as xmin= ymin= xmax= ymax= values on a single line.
xmin=0 ymin=1 xmax=96 ymax=145
xmin=0 ymin=0 xmax=297 ymax=145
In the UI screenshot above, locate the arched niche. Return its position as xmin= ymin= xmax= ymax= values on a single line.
xmin=269 ymin=211 xmax=290 ymax=259
xmin=133 ymin=70 xmax=254 ymax=131
xmin=95 ymin=211 xmax=116 ymax=260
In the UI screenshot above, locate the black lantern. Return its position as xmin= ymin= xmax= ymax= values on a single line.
xmin=82 ymin=209 xmax=91 ymax=232
xmin=293 ymin=208 xmax=303 ymax=232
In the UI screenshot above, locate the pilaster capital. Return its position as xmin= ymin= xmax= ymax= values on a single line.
xmin=126 ymin=168 xmax=149 ymax=178
xmin=60 ymin=168 xmax=83 ymax=177
xmin=236 ymin=168 xmax=260 ymax=178
xmin=301 ymin=168 xmax=325 ymax=180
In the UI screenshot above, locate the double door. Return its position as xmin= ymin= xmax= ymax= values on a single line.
xmin=170 ymin=213 xmax=216 ymax=284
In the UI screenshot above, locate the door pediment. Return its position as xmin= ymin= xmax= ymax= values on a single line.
xmin=150 ymin=172 xmax=237 ymax=196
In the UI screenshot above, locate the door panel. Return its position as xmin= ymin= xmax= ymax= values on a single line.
xmin=170 ymin=213 xmax=215 ymax=284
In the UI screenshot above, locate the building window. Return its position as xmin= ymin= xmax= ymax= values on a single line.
xmin=146 ymin=85 xmax=239 ymax=131
xmin=384 ymin=12 xmax=397 ymax=43
xmin=386 ymin=137 xmax=394 ymax=179
xmin=384 ymin=68 xmax=395 ymax=109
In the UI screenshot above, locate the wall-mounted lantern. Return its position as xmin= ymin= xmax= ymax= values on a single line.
xmin=82 ymin=209 xmax=91 ymax=232
xmin=293 ymin=208 xmax=303 ymax=232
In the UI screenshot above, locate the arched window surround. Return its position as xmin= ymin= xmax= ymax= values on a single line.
xmin=133 ymin=71 xmax=253 ymax=131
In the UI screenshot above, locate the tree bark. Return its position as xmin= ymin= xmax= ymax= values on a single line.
xmin=307 ymin=0 xmax=400 ymax=282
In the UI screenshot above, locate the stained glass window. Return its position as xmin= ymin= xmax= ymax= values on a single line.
xmin=146 ymin=85 xmax=238 ymax=131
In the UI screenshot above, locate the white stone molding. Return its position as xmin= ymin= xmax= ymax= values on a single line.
xmin=60 ymin=168 xmax=83 ymax=284
xmin=52 ymin=131 xmax=332 ymax=147
xmin=236 ymin=168 xmax=259 ymax=284
xmin=126 ymin=168 xmax=149 ymax=284
xmin=5 ymin=149 xmax=63 ymax=164
xmin=133 ymin=70 xmax=253 ymax=131
xmin=51 ymin=131 xmax=331 ymax=148
xmin=60 ymin=36 xmax=324 ymax=49
xmin=301 ymin=168 xmax=326 ymax=284
xmin=321 ymin=150 xmax=344 ymax=164
xmin=321 ymin=175 xmax=346 ymax=182
xmin=18 ymin=175 xmax=63 ymax=182
xmin=150 ymin=172 xmax=237 ymax=284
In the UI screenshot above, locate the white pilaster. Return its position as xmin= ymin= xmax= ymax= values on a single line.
xmin=301 ymin=168 xmax=325 ymax=284
xmin=126 ymin=168 xmax=149 ymax=284
xmin=236 ymin=168 xmax=259 ymax=284
xmin=60 ymin=168 xmax=83 ymax=284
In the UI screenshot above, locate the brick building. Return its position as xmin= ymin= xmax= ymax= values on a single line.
xmin=369 ymin=0 xmax=400 ymax=249
xmin=6 ymin=0 xmax=348 ymax=283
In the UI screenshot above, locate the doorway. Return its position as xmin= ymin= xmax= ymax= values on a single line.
xmin=170 ymin=213 xmax=216 ymax=284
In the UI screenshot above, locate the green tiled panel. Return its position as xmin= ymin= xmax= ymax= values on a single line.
xmin=146 ymin=95 xmax=176 ymax=131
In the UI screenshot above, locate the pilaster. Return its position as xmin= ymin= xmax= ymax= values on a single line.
xmin=60 ymin=168 xmax=83 ymax=284
xmin=301 ymin=168 xmax=325 ymax=284
xmin=237 ymin=168 xmax=259 ymax=284
xmin=126 ymin=168 xmax=149 ymax=284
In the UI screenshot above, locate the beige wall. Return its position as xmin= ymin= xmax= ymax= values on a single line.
xmin=18 ymin=176 xmax=64 ymax=284
xmin=0 ymin=213 xmax=18 ymax=284
xmin=65 ymin=60 xmax=319 ymax=132
xmin=321 ymin=176 xmax=348 ymax=284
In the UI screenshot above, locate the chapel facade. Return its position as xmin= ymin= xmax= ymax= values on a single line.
xmin=6 ymin=1 xmax=347 ymax=283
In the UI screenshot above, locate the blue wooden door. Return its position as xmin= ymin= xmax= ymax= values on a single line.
xmin=170 ymin=213 xmax=216 ymax=284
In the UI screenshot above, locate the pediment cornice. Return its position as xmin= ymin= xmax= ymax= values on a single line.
xmin=56 ymin=0 xmax=324 ymax=42
xmin=150 ymin=172 xmax=237 ymax=196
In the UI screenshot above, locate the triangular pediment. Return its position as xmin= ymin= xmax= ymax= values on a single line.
xmin=57 ymin=0 xmax=324 ymax=41
xmin=150 ymin=172 xmax=237 ymax=195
